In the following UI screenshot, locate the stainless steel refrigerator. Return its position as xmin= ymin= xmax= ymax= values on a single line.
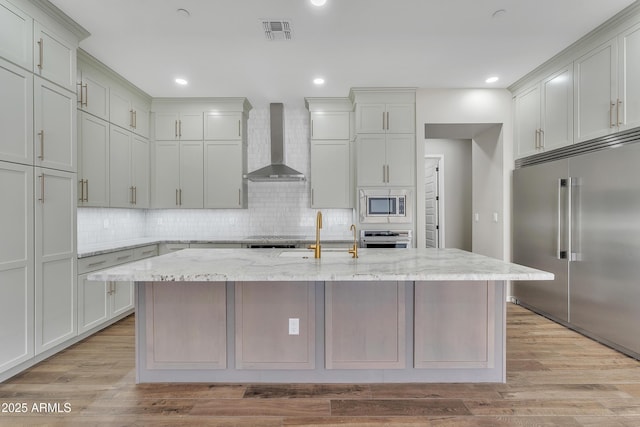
xmin=513 ymin=135 xmax=640 ymax=358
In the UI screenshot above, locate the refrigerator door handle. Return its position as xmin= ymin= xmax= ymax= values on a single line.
xmin=557 ymin=178 xmax=568 ymax=260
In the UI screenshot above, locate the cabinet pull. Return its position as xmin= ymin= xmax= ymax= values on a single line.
xmin=83 ymin=83 xmax=88 ymax=107
xmin=610 ymin=101 xmax=616 ymax=128
xmin=238 ymin=188 xmax=241 ymax=206
xmin=382 ymin=165 xmax=386 ymax=182
xmin=129 ymin=109 xmax=134 ymax=128
xmin=129 ymin=186 xmax=134 ymax=204
xmin=539 ymin=129 xmax=544 ymax=149
xmin=37 ymin=38 xmax=43 ymax=70
xmin=85 ymin=179 xmax=89 ymax=202
xmin=179 ymin=120 xmax=182 ymax=137
xmin=133 ymin=110 xmax=137 ymax=129
xmin=535 ymin=129 xmax=539 ymax=149
xmin=386 ymin=164 xmax=390 ymax=183
xmin=382 ymin=112 xmax=386 ymax=130
xmin=175 ymin=189 xmax=179 ymax=206
xmin=38 ymin=174 xmax=45 ymax=203
xmin=87 ymin=260 xmax=107 ymax=268
xmin=175 ymin=120 xmax=178 ymax=138
xmin=238 ymin=119 xmax=241 ymax=137
xmin=179 ymin=188 xmax=182 ymax=205
xmin=386 ymin=111 xmax=390 ymax=131
xmin=134 ymin=186 xmax=137 ymax=205
xmin=116 ymin=255 xmax=132 ymax=261
xmin=37 ymin=130 xmax=44 ymax=160
xmin=77 ymin=82 xmax=83 ymax=105
xmin=617 ymin=99 xmax=623 ymax=126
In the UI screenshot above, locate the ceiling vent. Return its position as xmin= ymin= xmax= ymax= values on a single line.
xmin=262 ymin=20 xmax=292 ymax=41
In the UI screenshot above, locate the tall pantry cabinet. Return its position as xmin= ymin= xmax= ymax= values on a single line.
xmin=0 ymin=0 xmax=87 ymax=378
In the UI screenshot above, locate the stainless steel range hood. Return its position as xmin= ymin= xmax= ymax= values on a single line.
xmin=244 ymin=103 xmax=306 ymax=182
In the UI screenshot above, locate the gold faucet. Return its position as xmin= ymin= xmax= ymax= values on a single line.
xmin=308 ymin=211 xmax=322 ymax=258
xmin=349 ymin=224 xmax=358 ymax=258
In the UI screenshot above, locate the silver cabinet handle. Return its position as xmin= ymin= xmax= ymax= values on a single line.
xmin=617 ymin=99 xmax=623 ymax=126
xmin=129 ymin=186 xmax=134 ymax=204
xmin=386 ymin=164 xmax=390 ymax=183
xmin=382 ymin=112 xmax=386 ymax=130
xmin=78 ymin=179 xmax=84 ymax=202
xmin=175 ymin=189 xmax=179 ymax=206
xmin=382 ymin=165 xmax=386 ymax=183
xmin=87 ymin=260 xmax=106 ymax=268
xmin=37 ymin=38 xmax=43 ymax=70
xmin=77 ymin=82 xmax=83 ymax=105
xmin=610 ymin=101 xmax=616 ymax=128
xmin=238 ymin=119 xmax=241 ymax=137
xmin=38 ymin=174 xmax=45 ymax=203
xmin=238 ymin=188 xmax=241 ymax=206
xmin=386 ymin=111 xmax=390 ymax=131
xmin=175 ymin=120 xmax=178 ymax=138
xmin=535 ymin=129 xmax=539 ymax=149
xmin=85 ymin=179 xmax=89 ymax=202
xmin=539 ymin=129 xmax=544 ymax=149
xmin=84 ymin=83 xmax=88 ymax=107
xmin=134 ymin=186 xmax=137 ymax=205
xmin=179 ymin=120 xmax=182 ymax=137
xmin=37 ymin=130 xmax=44 ymax=160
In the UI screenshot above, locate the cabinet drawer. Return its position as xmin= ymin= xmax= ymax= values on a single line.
xmin=78 ymin=249 xmax=135 ymax=274
xmin=134 ymin=245 xmax=158 ymax=260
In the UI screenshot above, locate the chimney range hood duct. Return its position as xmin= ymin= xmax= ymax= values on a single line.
xmin=244 ymin=103 xmax=306 ymax=182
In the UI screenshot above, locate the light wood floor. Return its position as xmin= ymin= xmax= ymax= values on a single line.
xmin=1 ymin=304 xmax=640 ymax=426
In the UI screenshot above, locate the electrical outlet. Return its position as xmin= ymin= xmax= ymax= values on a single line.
xmin=288 ymin=318 xmax=299 ymax=335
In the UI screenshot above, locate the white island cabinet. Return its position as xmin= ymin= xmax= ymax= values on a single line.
xmin=88 ymin=248 xmax=552 ymax=384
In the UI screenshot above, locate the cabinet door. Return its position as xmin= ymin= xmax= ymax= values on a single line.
xmin=179 ymin=113 xmax=204 ymax=140
xmin=618 ymin=22 xmax=640 ymax=131
xmin=131 ymin=135 xmax=150 ymax=208
xmin=35 ymin=168 xmax=77 ymax=354
xmin=0 ymin=161 xmax=34 ymax=372
xmin=109 ymin=87 xmax=133 ymax=131
xmin=179 ymin=141 xmax=204 ymax=208
xmin=153 ymin=141 xmax=180 ymax=207
xmin=77 ymin=66 xmax=109 ymax=121
xmin=109 ymin=126 xmax=133 ymax=208
xmin=356 ymin=134 xmax=386 ymax=186
xmin=0 ymin=0 xmax=32 ymax=70
xmin=542 ymin=67 xmax=573 ymax=151
xmin=78 ymin=112 xmax=109 ymax=207
xmin=514 ymin=84 xmax=541 ymax=158
xmin=154 ymin=112 xmax=179 ymax=140
xmin=311 ymin=140 xmax=351 ymax=208
xmin=386 ymin=104 xmax=415 ymax=134
xmin=204 ymin=141 xmax=244 ymax=208
xmin=131 ymin=100 xmax=150 ymax=138
xmin=34 ymin=22 xmax=75 ymax=92
xmin=310 ymin=112 xmax=350 ymax=140
xmin=77 ymin=273 xmax=109 ymax=334
xmin=0 ymin=58 xmax=32 ymax=165
xmin=204 ymin=112 xmax=242 ymax=140
xmin=355 ymin=103 xmax=385 ymax=133
xmin=386 ymin=135 xmax=415 ymax=186
xmin=574 ymin=38 xmax=617 ymax=142
xmin=111 ymin=281 xmax=134 ymax=317
xmin=34 ymin=77 xmax=75 ymax=172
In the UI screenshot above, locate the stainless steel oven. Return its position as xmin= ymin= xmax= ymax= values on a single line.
xmin=360 ymin=230 xmax=412 ymax=248
xmin=359 ymin=189 xmax=412 ymax=224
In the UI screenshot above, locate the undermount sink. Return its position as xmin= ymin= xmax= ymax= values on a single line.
xmin=278 ymin=249 xmax=351 ymax=259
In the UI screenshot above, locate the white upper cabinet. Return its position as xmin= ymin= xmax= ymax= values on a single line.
xmin=310 ymin=140 xmax=351 ymax=208
xmin=618 ymin=22 xmax=640 ymax=131
xmin=310 ymin=112 xmax=350 ymax=140
xmin=33 ymin=21 xmax=75 ymax=92
xmin=204 ymin=112 xmax=242 ymax=140
xmin=356 ymin=134 xmax=414 ymax=187
xmin=78 ymin=112 xmax=109 ymax=207
xmin=155 ymin=112 xmax=203 ymax=141
xmin=356 ymin=103 xmax=415 ymax=134
xmin=204 ymin=140 xmax=246 ymax=208
xmin=0 ymin=0 xmax=32 ymax=70
xmin=77 ymin=61 xmax=109 ymax=121
xmin=154 ymin=140 xmax=204 ymax=208
xmin=574 ymin=38 xmax=617 ymax=142
xmin=34 ymin=76 xmax=75 ymax=172
xmin=109 ymin=125 xmax=149 ymax=208
xmin=110 ymin=85 xmax=150 ymax=138
xmin=515 ymin=65 xmax=573 ymax=158
xmin=0 ymin=57 xmax=32 ymax=165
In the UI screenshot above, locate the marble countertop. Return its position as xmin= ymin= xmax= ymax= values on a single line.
xmin=88 ymin=248 xmax=553 ymax=282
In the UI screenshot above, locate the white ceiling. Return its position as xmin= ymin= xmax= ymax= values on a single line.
xmin=49 ymin=0 xmax=636 ymax=108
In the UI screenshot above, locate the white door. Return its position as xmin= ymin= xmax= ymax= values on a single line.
xmin=77 ymin=273 xmax=109 ymax=334
xmin=574 ymin=38 xmax=617 ymax=142
xmin=179 ymin=141 xmax=204 ymax=208
xmin=78 ymin=66 xmax=109 ymax=121
xmin=154 ymin=141 xmax=180 ymax=207
xmin=154 ymin=112 xmax=179 ymax=140
xmin=618 ymin=22 xmax=640 ymax=131
xmin=204 ymin=112 xmax=242 ymax=140
xmin=0 ymin=0 xmax=32 ymax=70
xmin=0 ymin=161 xmax=34 ymax=371
xmin=109 ymin=88 xmax=133 ymax=131
xmin=132 ymin=135 xmax=149 ymax=208
xmin=35 ymin=167 xmax=76 ymax=354
xmin=356 ymin=134 xmax=386 ymax=186
xmin=34 ymin=22 xmax=75 ymax=92
xmin=311 ymin=112 xmax=350 ymax=140
xmin=515 ymin=84 xmax=541 ymax=158
xmin=78 ymin=112 xmax=109 ymax=207
xmin=204 ymin=141 xmax=243 ymax=208
xmin=310 ymin=141 xmax=350 ymax=208
xmin=111 ymin=281 xmax=134 ymax=317
xmin=386 ymin=104 xmax=415 ymax=134
xmin=131 ymin=100 xmax=150 ymax=138
xmin=179 ymin=113 xmax=204 ymax=140
xmin=34 ymin=77 xmax=75 ymax=172
xmin=542 ymin=66 xmax=573 ymax=151
xmin=109 ymin=125 xmax=132 ymax=208
xmin=386 ymin=134 xmax=415 ymax=186
xmin=0 ymin=58 xmax=32 ymax=165
xmin=356 ymin=103 xmax=386 ymax=133
xmin=424 ymin=158 xmax=440 ymax=248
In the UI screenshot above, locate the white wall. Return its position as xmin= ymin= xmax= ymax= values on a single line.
xmin=424 ymin=139 xmax=472 ymax=250
xmin=78 ymin=106 xmax=354 ymax=248
xmin=415 ymin=89 xmax=513 ymax=260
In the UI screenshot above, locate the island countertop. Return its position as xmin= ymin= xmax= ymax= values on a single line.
xmin=88 ymin=248 xmax=553 ymax=282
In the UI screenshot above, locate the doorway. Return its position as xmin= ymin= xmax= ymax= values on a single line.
xmin=424 ymin=156 xmax=441 ymax=248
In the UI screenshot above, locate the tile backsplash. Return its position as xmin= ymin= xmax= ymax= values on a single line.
xmin=78 ymin=105 xmax=354 ymax=247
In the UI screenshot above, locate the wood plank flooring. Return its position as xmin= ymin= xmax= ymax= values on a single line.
xmin=1 ymin=303 xmax=640 ymax=426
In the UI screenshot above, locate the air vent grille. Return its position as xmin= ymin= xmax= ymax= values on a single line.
xmin=262 ymin=20 xmax=292 ymax=41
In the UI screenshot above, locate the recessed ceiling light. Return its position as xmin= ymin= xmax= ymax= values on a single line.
xmin=310 ymin=0 xmax=327 ymax=6
xmin=175 ymin=78 xmax=188 ymax=85
xmin=485 ymin=76 xmax=499 ymax=84
xmin=313 ymin=77 xmax=325 ymax=85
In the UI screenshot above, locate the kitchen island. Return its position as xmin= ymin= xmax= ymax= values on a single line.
xmin=89 ymin=248 xmax=552 ymax=383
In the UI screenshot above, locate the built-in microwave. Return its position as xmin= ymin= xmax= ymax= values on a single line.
xmin=358 ymin=189 xmax=412 ymax=223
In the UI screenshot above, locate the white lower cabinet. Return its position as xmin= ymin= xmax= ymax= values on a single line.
xmin=78 ymin=245 xmax=157 ymax=334
xmin=0 ymin=161 xmax=34 ymax=373
xmin=34 ymin=167 xmax=77 ymax=354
